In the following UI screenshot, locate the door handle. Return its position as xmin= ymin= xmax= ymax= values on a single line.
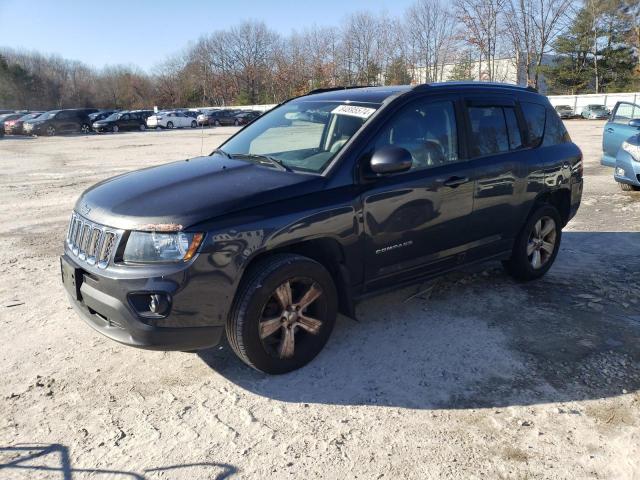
xmin=605 ymin=128 xmax=614 ymax=133
xmin=442 ymin=176 xmax=470 ymax=188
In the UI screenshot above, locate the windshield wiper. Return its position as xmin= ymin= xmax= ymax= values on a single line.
xmin=212 ymin=148 xmax=232 ymax=159
xmin=229 ymin=153 xmax=293 ymax=172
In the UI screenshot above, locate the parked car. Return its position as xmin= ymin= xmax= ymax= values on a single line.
xmin=130 ymin=109 xmax=154 ymax=121
xmin=600 ymin=101 xmax=640 ymax=191
xmin=23 ymin=109 xmax=95 ymax=136
xmin=0 ymin=109 xmax=17 ymax=115
xmin=197 ymin=109 xmax=240 ymax=126
xmin=61 ymin=83 xmax=583 ymax=374
xmin=581 ymin=104 xmax=609 ymax=119
xmin=88 ymin=110 xmax=120 ymax=125
xmin=554 ymin=105 xmax=574 ymax=119
xmin=146 ymin=111 xmax=198 ymax=129
xmin=4 ymin=112 xmax=44 ymax=135
xmin=0 ymin=112 xmax=30 ymax=132
xmin=93 ymin=111 xmax=149 ymax=133
xmin=233 ymin=110 xmax=261 ymax=126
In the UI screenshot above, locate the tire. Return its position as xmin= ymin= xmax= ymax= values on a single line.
xmin=503 ymin=204 xmax=562 ymax=281
xmin=166 ymin=121 xmax=174 ymax=129
xmin=618 ymin=181 xmax=640 ymax=192
xmin=139 ymin=123 xmax=146 ymax=131
xmin=46 ymin=126 xmax=56 ymax=136
xmin=227 ymin=254 xmax=338 ymax=374
xmin=112 ymin=125 xmax=119 ymax=133
xmin=234 ymin=119 xmax=240 ymax=126
xmin=191 ymin=120 xmax=197 ymax=128
xmin=214 ymin=119 xmax=220 ymax=127
xmin=80 ymin=124 xmax=90 ymax=134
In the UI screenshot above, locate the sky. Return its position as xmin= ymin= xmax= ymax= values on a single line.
xmin=0 ymin=0 xmax=412 ymax=71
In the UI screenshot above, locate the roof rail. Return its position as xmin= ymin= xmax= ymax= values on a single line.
xmin=413 ymin=81 xmax=538 ymax=93
xmin=306 ymin=85 xmax=371 ymax=95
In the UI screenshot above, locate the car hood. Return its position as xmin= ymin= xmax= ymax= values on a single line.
xmin=76 ymin=155 xmax=324 ymax=230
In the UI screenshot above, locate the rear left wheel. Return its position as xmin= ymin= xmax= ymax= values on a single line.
xmin=80 ymin=124 xmax=91 ymax=134
xmin=227 ymin=254 xmax=337 ymax=374
xmin=191 ymin=120 xmax=197 ymax=128
xmin=503 ymin=204 xmax=562 ymax=281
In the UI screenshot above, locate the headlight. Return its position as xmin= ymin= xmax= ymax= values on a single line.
xmin=123 ymin=231 xmax=204 ymax=263
xmin=621 ymin=141 xmax=640 ymax=162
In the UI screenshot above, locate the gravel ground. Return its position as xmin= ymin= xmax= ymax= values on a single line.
xmin=0 ymin=121 xmax=639 ymax=479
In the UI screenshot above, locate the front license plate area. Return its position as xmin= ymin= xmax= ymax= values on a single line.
xmin=60 ymin=256 xmax=83 ymax=301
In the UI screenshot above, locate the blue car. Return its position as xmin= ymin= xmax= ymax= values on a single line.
xmin=601 ymin=101 xmax=640 ymax=190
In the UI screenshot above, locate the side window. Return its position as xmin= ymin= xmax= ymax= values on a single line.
xmin=468 ymin=106 xmax=509 ymax=156
xmin=504 ymin=107 xmax=523 ymax=150
xmin=520 ymin=102 xmax=546 ymax=148
xmin=612 ymin=103 xmax=639 ymax=124
xmin=543 ymin=108 xmax=571 ymax=146
xmin=57 ymin=111 xmax=70 ymax=120
xmin=371 ymin=100 xmax=458 ymax=171
xmin=121 ymin=114 xmax=130 ymax=120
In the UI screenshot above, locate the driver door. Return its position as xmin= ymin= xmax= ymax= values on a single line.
xmin=603 ymin=102 xmax=640 ymax=166
xmin=361 ymin=96 xmax=476 ymax=289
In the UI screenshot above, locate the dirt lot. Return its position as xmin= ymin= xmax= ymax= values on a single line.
xmin=0 ymin=121 xmax=639 ymax=479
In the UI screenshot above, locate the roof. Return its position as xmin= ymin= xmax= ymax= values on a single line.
xmin=296 ymin=86 xmax=412 ymax=104
xmin=299 ymin=82 xmax=538 ymax=104
xmin=419 ymin=81 xmax=538 ymax=93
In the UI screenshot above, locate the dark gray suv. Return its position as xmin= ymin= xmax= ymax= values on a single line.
xmin=61 ymin=82 xmax=583 ymax=374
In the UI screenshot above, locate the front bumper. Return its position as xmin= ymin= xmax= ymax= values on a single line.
xmin=614 ymin=149 xmax=640 ymax=187
xmin=61 ymin=253 xmax=224 ymax=351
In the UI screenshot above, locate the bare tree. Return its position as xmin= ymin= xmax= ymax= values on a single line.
xmin=455 ymin=0 xmax=507 ymax=81
xmin=504 ymin=0 xmax=574 ymax=88
xmin=405 ymin=0 xmax=458 ymax=83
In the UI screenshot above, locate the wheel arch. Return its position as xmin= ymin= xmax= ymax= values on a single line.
xmin=534 ymin=188 xmax=571 ymax=227
xmin=237 ymin=237 xmax=355 ymax=318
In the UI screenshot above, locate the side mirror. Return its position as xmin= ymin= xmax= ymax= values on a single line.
xmin=370 ymin=146 xmax=413 ymax=175
xmin=629 ymin=119 xmax=640 ymax=128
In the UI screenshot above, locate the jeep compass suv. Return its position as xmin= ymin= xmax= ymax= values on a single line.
xmin=61 ymin=83 xmax=583 ymax=374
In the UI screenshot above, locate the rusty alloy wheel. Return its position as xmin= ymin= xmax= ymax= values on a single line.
xmin=258 ymin=278 xmax=324 ymax=359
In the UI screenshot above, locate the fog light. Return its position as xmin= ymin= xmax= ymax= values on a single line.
xmin=616 ymin=167 xmax=626 ymax=176
xmin=128 ymin=292 xmax=171 ymax=318
xmin=149 ymin=294 xmax=168 ymax=314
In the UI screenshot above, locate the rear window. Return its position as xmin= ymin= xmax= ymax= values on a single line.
xmin=520 ymin=102 xmax=546 ymax=148
xmin=543 ymin=108 xmax=571 ymax=146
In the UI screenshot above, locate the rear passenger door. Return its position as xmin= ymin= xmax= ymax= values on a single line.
xmin=463 ymin=96 xmax=523 ymax=253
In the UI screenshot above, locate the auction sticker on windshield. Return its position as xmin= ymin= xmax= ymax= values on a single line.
xmin=331 ymin=104 xmax=376 ymax=119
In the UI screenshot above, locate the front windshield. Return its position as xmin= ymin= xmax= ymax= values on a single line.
xmin=219 ymin=100 xmax=380 ymax=173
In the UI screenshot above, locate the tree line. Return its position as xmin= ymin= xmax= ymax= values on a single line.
xmin=1 ymin=0 xmax=638 ymax=111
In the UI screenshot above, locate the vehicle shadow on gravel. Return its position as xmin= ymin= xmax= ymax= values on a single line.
xmin=199 ymin=232 xmax=640 ymax=410
xmin=0 ymin=444 xmax=238 ymax=479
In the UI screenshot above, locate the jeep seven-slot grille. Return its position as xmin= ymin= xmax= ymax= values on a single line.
xmin=66 ymin=213 xmax=120 ymax=268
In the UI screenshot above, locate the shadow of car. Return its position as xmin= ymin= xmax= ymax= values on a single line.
xmin=198 ymin=231 xmax=640 ymax=410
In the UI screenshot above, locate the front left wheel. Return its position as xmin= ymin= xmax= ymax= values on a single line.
xmin=227 ymin=254 xmax=337 ymax=374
